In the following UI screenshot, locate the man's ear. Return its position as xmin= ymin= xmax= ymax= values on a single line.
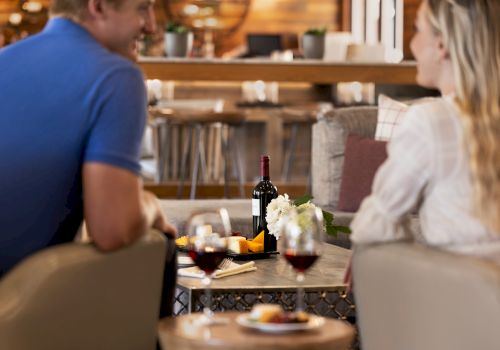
xmin=87 ymin=0 xmax=108 ymax=19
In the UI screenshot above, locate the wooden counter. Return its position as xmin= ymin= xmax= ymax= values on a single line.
xmin=139 ymin=57 xmax=417 ymax=84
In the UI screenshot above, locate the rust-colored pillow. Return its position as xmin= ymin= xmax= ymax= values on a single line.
xmin=337 ymin=134 xmax=388 ymax=212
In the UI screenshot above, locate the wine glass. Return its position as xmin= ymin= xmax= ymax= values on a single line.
xmin=186 ymin=208 xmax=231 ymax=324
xmin=281 ymin=206 xmax=324 ymax=312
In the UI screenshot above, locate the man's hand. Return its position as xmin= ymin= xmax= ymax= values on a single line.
xmin=141 ymin=190 xmax=177 ymax=238
xmin=83 ymin=163 xmax=176 ymax=251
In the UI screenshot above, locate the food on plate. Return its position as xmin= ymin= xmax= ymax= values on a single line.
xmin=246 ymin=240 xmax=264 ymax=253
xmin=225 ymin=232 xmax=265 ymax=253
xmin=175 ymin=235 xmax=200 ymax=247
xmin=195 ymin=224 xmax=212 ymax=236
xmin=175 ymin=235 xmax=188 ymax=247
xmin=178 ymin=231 xmax=266 ymax=253
xmin=227 ymin=236 xmax=249 ymax=254
xmin=246 ymin=230 xmax=264 ymax=252
xmin=249 ymin=304 xmax=310 ymax=324
xmin=253 ymin=230 xmax=264 ymax=244
xmin=249 ymin=304 xmax=283 ymax=322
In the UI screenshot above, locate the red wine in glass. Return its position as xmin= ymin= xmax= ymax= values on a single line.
xmin=284 ymin=251 xmax=319 ymax=273
xmin=188 ymin=249 xmax=227 ymax=274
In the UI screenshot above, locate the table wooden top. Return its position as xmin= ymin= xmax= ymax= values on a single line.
xmin=177 ymin=242 xmax=350 ymax=291
xmin=139 ymin=57 xmax=417 ymax=84
xmin=158 ymin=311 xmax=355 ymax=350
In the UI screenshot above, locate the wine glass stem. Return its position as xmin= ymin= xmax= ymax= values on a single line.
xmin=202 ymin=274 xmax=213 ymax=320
xmin=296 ymin=271 xmax=305 ymax=312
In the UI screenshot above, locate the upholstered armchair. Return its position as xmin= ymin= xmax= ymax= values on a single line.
xmin=311 ymin=106 xmax=378 ymax=248
xmin=0 ymin=229 xmax=174 ymax=350
xmin=311 ymin=105 xmax=422 ymax=248
xmin=353 ymin=242 xmax=500 ymax=350
xmin=312 ymin=106 xmax=378 ymax=212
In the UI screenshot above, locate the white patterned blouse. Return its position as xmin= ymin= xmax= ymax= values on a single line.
xmin=350 ymin=95 xmax=500 ymax=255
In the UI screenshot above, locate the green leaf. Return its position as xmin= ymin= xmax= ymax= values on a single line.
xmin=304 ymin=27 xmax=327 ymax=36
xmin=293 ymin=194 xmax=313 ymax=206
xmin=165 ymin=22 xmax=190 ymax=33
xmin=335 ymin=225 xmax=352 ymax=234
xmin=288 ymin=194 xmax=351 ymax=238
xmin=321 ymin=210 xmax=351 ymax=237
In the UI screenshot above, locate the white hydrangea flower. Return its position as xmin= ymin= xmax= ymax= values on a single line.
xmin=266 ymin=194 xmax=293 ymax=239
xmin=297 ymin=201 xmax=316 ymax=211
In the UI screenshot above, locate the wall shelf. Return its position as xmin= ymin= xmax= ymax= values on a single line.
xmin=139 ymin=57 xmax=417 ymax=84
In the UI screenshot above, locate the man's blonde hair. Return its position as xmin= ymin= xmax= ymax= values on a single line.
xmin=50 ymin=0 xmax=123 ymax=19
xmin=426 ymin=0 xmax=500 ymax=233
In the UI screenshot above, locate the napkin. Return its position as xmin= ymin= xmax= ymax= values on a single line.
xmin=177 ymin=256 xmax=195 ymax=267
xmin=178 ymin=261 xmax=256 ymax=279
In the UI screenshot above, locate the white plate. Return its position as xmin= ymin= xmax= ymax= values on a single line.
xmin=236 ymin=313 xmax=325 ymax=333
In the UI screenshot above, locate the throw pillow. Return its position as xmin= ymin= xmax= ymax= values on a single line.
xmin=374 ymin=94 xmax=408 ymax=141
xmin=337 ymin=134 xmax=388 ymax=212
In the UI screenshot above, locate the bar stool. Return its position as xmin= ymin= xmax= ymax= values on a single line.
xmin=279 ymin=105 xmax=320 ymax=184
xmin=148 ymin=108 xmax=183 ymax=183
xmin=177 ymin=111 xmax=246 ymax=199
xmin=150 ymin=108 xmax=246 ymax=199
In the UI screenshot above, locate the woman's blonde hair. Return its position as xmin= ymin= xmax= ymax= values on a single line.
xmin=426 ymin=0 xmax=500 ymax=233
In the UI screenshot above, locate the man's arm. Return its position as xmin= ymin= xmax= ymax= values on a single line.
xmin=83 ymin=162 xmax=176 ymax=251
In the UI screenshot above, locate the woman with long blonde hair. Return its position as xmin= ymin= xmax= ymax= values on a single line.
xmin=345 ymin=0 xmax=500 ymax=273
xmin=426 ymin=0 xmax=500 ymax=234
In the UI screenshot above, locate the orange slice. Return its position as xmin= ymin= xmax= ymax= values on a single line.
xmin=247 ymin=240 xmax=264 ymax=253
xmin=254 ymin=230 xmax=265 ymax=244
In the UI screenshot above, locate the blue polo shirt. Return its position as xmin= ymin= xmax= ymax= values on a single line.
xmin=0 ymin=18 xmax=146 ymax=275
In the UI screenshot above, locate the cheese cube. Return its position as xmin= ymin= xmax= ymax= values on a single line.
xmin=227 ymin=236 xmax=248 ymax=254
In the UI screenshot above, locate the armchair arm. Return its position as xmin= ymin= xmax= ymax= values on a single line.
xmin=0 ymin=229 xmax=168 ymax=350
xmin=353 ymin=242 xmax=500 ymax=350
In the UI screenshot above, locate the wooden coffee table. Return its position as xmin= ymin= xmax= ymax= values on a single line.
xmin=159 ymin=311 xmax=355 ymax=350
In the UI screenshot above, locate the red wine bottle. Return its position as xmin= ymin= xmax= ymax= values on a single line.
xmin=252 ymin=155 xmax=278 ymax=252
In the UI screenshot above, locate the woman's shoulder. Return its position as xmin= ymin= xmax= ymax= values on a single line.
xmin=407 ymin=96 xmax=451 ymax=113
xmin=397 ymin=96 xmax=462 ymax=151
xmin=404 ymin=96 xmax=458 ymax=128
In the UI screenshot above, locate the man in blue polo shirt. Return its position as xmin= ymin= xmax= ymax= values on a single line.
xmin=0 ymin=0 xmax=177 ymax=309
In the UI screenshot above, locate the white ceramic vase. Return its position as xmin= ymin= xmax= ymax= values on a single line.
xmin=164 ymin=32 xmax=193 ymax=58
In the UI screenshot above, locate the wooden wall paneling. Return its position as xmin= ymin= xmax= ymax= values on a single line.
xmin=403 ymin=0 xmax=419 ymax=59
xmin=156 ymin=0 xmax=341 ymax=57
xmin=339 ymin=0 xmax=351 ymax=31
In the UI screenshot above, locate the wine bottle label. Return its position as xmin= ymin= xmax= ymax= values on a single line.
xmin=252 ymin=198 xmax=260 ymax=216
